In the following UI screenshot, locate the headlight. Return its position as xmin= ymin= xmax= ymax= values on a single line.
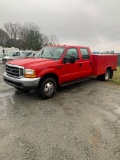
xmin=24 ymin=69 xmax=36 ymax=78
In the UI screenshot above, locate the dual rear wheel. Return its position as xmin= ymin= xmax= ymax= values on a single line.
xmin=97 ymin=69 xmax=111 ymax=81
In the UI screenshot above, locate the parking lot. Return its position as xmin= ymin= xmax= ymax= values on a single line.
xmin=0 ymin=63 xmax=120 ymax=160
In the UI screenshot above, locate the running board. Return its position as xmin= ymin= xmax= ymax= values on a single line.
xmin=60 ymin=77 xmax=91 ymax=87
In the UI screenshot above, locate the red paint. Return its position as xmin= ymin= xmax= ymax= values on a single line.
xmin=92 ymin=54 xmax=118 ymax=75
xmin=8 ymin=45 xmax=118 ymax=85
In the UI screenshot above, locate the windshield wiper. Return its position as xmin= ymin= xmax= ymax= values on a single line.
xmin=49 ymin=50 xmax=53 ymax=59
xmin=38 ymin=49 xmax=54 ymax=59
xmin=40 ymin=49 xmax=44 ymax=58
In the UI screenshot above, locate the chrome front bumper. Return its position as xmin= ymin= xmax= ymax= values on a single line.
xmin=3 ymin=72 xmax=40 ymax=89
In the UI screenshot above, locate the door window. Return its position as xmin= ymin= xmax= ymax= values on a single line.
xmin=64 ymin=48 xmax=79 ymax=62
xmin=80 ymin=48 xmax=90 ymax=60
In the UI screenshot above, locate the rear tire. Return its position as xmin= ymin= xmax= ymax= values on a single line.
xmin=97 ymin=75 xmax=102 ymax=80
xmin=102 ymin=70 xmax=110 ymax=81
xmin=39 ymin=78 xmax=57 ymax=99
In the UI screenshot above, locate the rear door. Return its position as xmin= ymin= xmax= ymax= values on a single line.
xmin=79 ymin=48 xmax=93 ymax=77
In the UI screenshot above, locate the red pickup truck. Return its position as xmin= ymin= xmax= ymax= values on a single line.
xmin=3 ymin=45 xmax=118 ymax=99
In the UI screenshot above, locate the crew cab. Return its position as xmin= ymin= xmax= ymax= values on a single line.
xmin=3 ymin=45 xmax=118 ymax=99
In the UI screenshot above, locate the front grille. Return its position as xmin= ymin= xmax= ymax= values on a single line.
xmin=6 ymin=64 xmax=24 ymax=78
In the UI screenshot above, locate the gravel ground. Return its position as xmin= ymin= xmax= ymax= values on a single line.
xmin=0 ymin=63 xmax=120 ymax=160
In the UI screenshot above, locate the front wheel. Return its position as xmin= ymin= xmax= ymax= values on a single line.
xmin=39 ymin=78 xmax=57 ymax=99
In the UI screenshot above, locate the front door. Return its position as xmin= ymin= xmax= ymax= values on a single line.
xmin=60 ymin=48 xmax=81 ymax=83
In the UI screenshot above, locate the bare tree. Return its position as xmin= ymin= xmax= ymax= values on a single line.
xmin=0 ymin=28 xmax=9 ymax=46
xmin=19 ymin=22 xmax=42 ymax=50
xmin=4 ymin=22 xmax=21 ymax=39
xmin=3 ymin=22 xmax=59 ymax=50
xmin=19 ymin=22 xmax=40 ymax=41
xmin=19 ymin=26 xmax=29 ymax=42
xmin=41 ymin=34 xmax=49 ymax=47
xmin=23 ymin=22 xmax=40 ymax=32
xmin=49 ymin=34 xmax=59 ymax=45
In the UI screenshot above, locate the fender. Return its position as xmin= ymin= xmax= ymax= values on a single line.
xmin=37 ymin=67 xmax=61 ymax=83
xmin=105 ymin=65 xmax=112 ymax=72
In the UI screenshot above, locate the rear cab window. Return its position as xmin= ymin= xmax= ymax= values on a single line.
xmin=80 ymin=48 xmax=90 ymax=60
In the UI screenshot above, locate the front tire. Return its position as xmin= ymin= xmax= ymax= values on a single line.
xmin=39 ymin=78 xmax=57 ymax=99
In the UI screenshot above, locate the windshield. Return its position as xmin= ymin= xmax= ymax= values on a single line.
xmin=8 ymin=52 xmax=15 ymax=57
xmin=29 ymin=52 xmax=36 ymax=57
xmin=20 ymin=52 xmax=32 ymax=57
xmin=34 ymin=47 xmax=65 ymax=59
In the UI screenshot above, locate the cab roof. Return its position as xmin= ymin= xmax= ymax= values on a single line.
xmin=47 ymin=45 xmax=89 ymax=48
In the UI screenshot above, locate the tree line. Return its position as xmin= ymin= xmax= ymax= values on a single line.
xmin=0 ymin=22 xmax=59 ymax=50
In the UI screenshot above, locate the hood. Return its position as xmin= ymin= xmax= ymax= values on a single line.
xmin=2 ymin=56 xmax=13 ymax=60
xmin=7 ymin=58 xmax=58 ymax=69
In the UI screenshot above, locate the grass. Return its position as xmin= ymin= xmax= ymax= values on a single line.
xmin=109 ymin=66 xmax=120 ymax=85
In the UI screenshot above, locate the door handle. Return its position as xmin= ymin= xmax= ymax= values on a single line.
xmin=79 ymin=63 xmax=82 ymax=67
xmin=57 ymin=65 xmax=62 ymax=68
xmin=90 ymin=62 xmax=92 ymax=66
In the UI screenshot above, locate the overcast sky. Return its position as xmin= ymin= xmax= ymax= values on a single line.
xmin=0 ymin=0 xmax=120 ymax=52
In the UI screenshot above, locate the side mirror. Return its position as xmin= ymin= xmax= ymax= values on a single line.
xmin=63 ymin=56 xmax=75 ymax=63
xmin=63 ymin=57 xmax=68 ymax=63
xmin=69 ymin=55 xmax=75 ymax=63
xmin=13 ymin=54 xmax=15 ymax=56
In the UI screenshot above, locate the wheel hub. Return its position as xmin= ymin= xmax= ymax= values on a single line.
xmin=44 ymin=82 xmax=54 ymax=96
xmin=105 ymin=71 xmax=109 ymax=80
